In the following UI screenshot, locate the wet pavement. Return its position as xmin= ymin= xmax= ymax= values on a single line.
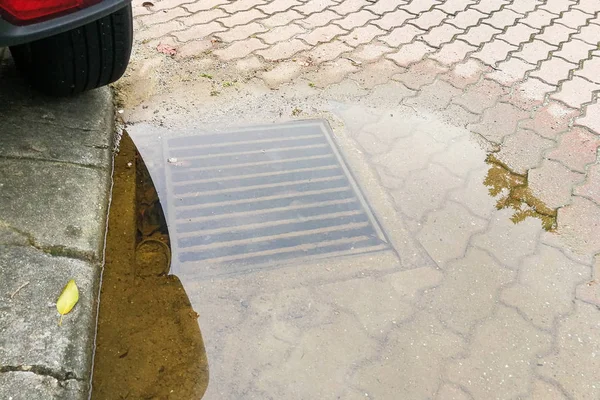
xmin=112 ymin=0 xmax=600 ymax=398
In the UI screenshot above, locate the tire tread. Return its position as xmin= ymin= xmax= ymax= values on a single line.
xmin=9 ymin=5 xmax=132 ymax=96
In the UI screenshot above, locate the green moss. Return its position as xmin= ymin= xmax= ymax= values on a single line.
xmin=483 ymin=155 xmax=557 ymax=231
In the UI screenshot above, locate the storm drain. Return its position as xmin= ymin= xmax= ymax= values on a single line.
xmin=164 ymin=120 xmax=389 ymax=277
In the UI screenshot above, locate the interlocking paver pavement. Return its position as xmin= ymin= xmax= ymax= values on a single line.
xmin=118 ymin=1 xmax=600 ymax=398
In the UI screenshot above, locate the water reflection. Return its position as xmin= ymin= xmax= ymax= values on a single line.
xmin=128 ymin=117 xmax=420 ymax=398
xmin=124 ymin=101 xmax=557 ymax=399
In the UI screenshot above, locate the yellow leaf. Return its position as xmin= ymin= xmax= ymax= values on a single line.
xmin=56 ymin=280 xmax=79 ymax=326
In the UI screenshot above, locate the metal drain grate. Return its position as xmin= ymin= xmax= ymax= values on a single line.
xmin=164 ymin=120 xmax=389 ymax=277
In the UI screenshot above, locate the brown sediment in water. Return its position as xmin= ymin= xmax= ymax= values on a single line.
xmin=484 ymin=154 xmax=557 ymax=231
xmin=91 ymin=133 xmax=208 ymax=400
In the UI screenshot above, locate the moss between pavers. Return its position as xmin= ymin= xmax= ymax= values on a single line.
xmin=484 ymin=154 xmax=557 ymax=231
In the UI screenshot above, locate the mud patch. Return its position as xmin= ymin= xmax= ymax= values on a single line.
xmin=484 ymin=155 xmax=557 ymax=231
xmin=92 ymin=133 xmax=208 ymax=400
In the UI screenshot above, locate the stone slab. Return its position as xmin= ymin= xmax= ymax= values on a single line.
xmin=0 ymin=159 xmax=110 ymax=260
xmin=0 ymin=245 xmax=99 ymax=386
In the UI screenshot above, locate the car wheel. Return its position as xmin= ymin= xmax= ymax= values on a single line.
xmin=9 ymin=4 xmax=133 ymax=96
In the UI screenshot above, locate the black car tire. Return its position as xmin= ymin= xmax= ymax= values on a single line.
xmin=9 ymin=4 xmax=133 ymax=96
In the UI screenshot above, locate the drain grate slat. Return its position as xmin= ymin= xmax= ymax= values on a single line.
xmin=174 ymin=167 xmax=344 ymax=194
xmin=170 ymin=136 xmax=328 ymax=158
xmin=177 ymin=213 xmax=369 ymax=246
xmin=165 ymin=120 xmax=390 ymax=277
xmin=177 ymin=200 xmax=361 ymax=233
xmin=175 ymin=143 xmax=329 ymax=162
xmin=179 ymin=145 xmax=333 ymax=169
xmin=177 ymin=178 xmax=350 ymax=206
xmin=172 ymin=154 xmax=336 ymax=175
xmin=171 ymin=156 xmax=337 ymax=181
xmin=175 ymin=188 xmax=356 ymax=218
xmin=179 ymin=228 xmax=377 ymax=262
xmin=168 ymin=124 xmax=322 ymax=147
xmin=173 ymin=164 xmax=340 ymax=185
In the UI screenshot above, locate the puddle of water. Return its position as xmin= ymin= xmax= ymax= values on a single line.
xmin=91 ymin=133 xmax=208 ymax=400
xmin=117 ymin=97 xmax=557 ymax=398
xmin=126 ymin=115 xmax=420 ymax=398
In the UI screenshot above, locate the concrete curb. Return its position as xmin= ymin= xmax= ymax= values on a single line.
xmin=0 ymin=52 xmax=113 ymax=399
